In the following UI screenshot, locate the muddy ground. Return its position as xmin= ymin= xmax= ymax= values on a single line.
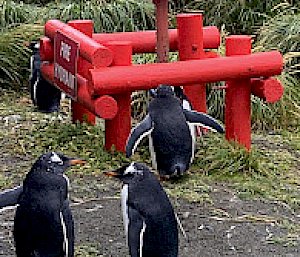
xmin=0 ymin=162 xmax=299 ymax=257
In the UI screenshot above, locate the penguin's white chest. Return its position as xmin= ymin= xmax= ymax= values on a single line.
xmin=121 ymin=184 xmax=129 ymax=241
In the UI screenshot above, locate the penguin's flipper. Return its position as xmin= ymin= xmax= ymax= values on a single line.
xmin=126 ymin=114 xmax=154 ymax=158
xmin=61 ymin=200 xmax=74 ymax=257
xmin=0 ymin=186 xmax=23 ymax=209
xmin=128 ymin=206 xmax=146 ymax=257
xmin=183 ymin=109 xmax=224 ymax=133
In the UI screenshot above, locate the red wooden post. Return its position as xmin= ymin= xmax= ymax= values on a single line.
xmin=177 ymin=14 xmax=207 ymax=113
xmin=68 ymin=20 xmax=96 ymax=125
xmin=153 ymin=0 xmax=169 ymax=63
xmin=104 ymin=42 xmax=132 ymax=152
xmin=225 ymin=36 xmax=252 ymax=150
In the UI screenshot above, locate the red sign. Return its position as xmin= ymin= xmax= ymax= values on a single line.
xmin=54 ymin=31 xmax=79 ymax=100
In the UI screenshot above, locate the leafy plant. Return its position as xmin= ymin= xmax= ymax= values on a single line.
xmin=193 ymin=134 xmax=264 ymax=176
xmin=169 ymin=0 xmax=298 ymax=35
xmin=0 ymin=24 xmax=43 ymax=89
xmin=41 ymin=0 xmax=155 ymax=32
xmin=0 ymin=0 xmax=42 ymax=29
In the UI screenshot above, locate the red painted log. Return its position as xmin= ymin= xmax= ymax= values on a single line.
xmin=251 ymin=78 xmax=284 ymax=103
xmin=93 ymin=27 xmax=220 ymax=54
xmin=177 ymin=13 xmax=206 ymax=113
xmin=225 ymin=36 xmax=252 ymax=150
xmin=89 ymin=51 xmax=283 ymax=95
xmin=94 ymin=95 xmax=118 ymax=120
xmin=68 ymin=20 xmax=93 ymax=37
xmin=40 ymin=37 xmax=53 ymax=62
xmin=41 ymin=63 xmax=118 ymax=119
xmin=45 ymin=19 xmax=113 ymax=68
xmin=204 ymin=51 xmax=219 ymax=59
xmin=104 ymin=42 xmax=132 ymax=153
xmin=68 ymin=20 xmax=96 ymax=125
xmin=42 ymin=27 xmax=220 ymax=61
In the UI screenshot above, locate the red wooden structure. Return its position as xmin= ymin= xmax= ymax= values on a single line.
xmin=40 ymin=14 xmax=284 ymax=152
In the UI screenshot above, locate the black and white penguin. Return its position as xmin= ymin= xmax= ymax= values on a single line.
xmin=0 ymin=152 xmax=85 ymax=257
xmin=126 ymin=85 xmax=224 ymax=178
xmin=104 ymin=162 xmax=178 ymax=257
xmin=150 ymin=85 xmax=199 ymax=161
xmin=29 ymin=42 xmax=62 ymax=113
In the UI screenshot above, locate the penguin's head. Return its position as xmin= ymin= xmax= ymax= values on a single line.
xmin=104 ymin=162 xmax=150 ymax=184
xmin=153 ymin=85 xmax=175 ymax=98
xmin=31 ymin=152 xmax=86 ymax=175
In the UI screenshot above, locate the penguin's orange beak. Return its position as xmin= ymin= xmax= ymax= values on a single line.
xmin=103 ymin=171 xmax=119 ymax=177
xmin=69 ymin=159 xmax=86 ymax=166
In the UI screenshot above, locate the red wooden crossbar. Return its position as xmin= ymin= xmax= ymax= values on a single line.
xmin=93 ymin=28 xmax=220 ymax=54
xmin=45 ymin=20 xmax=113 ymax=68
xmin=41 ymin=63 xmax=118 ymax=120
xmin=251 ymin=78 xmax=284 ymax=103
xmin=89 ymin=51 xmax=283 ymax=95
xmin=40 ymin=27 xmax=220 ymax=62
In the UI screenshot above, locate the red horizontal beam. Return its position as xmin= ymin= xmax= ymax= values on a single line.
xmin=41 ymin=63 xmax=118 ymax=119
xmin=251 ymin=77 xmax=284 ymax=103
xmin=40 ymin=37 xmax=53 ymax=62
xmin=89 ymin=51 xmax=283 ymax=95
xmin=45 ymin=20 xmax=113 ymax=68
xmin=93 ymin=27 xmax=220 ymax=54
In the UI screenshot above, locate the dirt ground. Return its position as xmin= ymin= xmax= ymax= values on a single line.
xmin=0 ymin=162 xmax=299 ymax=257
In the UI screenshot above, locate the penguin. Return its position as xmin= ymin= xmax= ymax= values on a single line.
xmin=173 ymin=86 xmax=204 ymax=147
xmin=0 ymin=152 xmax=85 ymax=257
xmin=150 ymin=86 xmax=192 ymax=110
xmin=126 ymin=85 xmax=224 ymax=178
xmin=0 ymin=186 xmax=23 ymax=210
xmin=104 ymin=162 xmax=178 ymax=257
xmin=29 ymin=42 xmax=62 ymax=113
xmin=149 ymin=86 xmax=199 ymax=162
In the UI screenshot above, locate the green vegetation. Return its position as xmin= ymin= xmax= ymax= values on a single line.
xmin=0 ymin=91 xmax=299 ymax=210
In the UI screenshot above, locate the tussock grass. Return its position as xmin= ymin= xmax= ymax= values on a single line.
xmin=0 ymin=24 xmax=43 ymax=89
xmin=40 ymin=0 xmax=155 ymax=32
xmin=169 ymin=0 xmax=289 ymax=34
xmin=189 ymin=133 xmax=300 ymax=208
xmin=0 ymin=0 xmax=38 ymax=29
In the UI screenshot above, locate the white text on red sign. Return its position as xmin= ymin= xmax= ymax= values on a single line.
xmin=54 ymin=41 xmax=75 ymax=90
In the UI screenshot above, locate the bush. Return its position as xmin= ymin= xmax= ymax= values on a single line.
xmin=0 ymin=24 xmax=43 ymax=89
xmin=169 ymin=0 xmax=298 ymax=35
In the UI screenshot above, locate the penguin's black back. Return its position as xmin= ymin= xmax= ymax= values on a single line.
xmin=149 ymin=95 xmax=192 ymax=175
xmin=14 ymin=170 xmax=69 ymax=257
xmin=29 ymin=43 xmax=61 ymax=113
xmin=128 ymin=170 xmax=178 ymax=257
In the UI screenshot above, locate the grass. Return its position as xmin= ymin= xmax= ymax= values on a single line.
xmin=0 ymin=90 xmax=299 ymax=211
xmin=75 ymin=243 xmax=102 ymax=257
